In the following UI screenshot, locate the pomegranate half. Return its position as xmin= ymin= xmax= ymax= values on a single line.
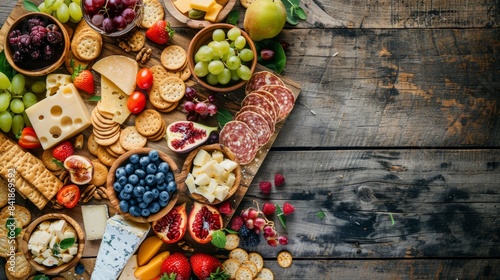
xmin=188 ymin=202 xmax=223 ymax=244
xmin=152 ymin=203 xmax=187 ymax=243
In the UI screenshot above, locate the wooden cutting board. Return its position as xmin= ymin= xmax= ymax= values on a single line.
xmin=0 ymin=0 xmax=301 ymax=257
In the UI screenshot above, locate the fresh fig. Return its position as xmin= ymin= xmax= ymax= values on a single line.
xmin=152 ymin=203 xmax=187 ymax=244
xmin=63 ymin=155 xmax=94 ymax=185
xmin=188 ymin=201 xmax=223 ymax=244
xmin=165 ymin=121 xmax=218 ymax=153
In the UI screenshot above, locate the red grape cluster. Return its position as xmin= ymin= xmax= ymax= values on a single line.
xmin=83 ymin=0 xmax=139 ymax=33
xmin=241 ymin=207 xmax=288 ymax=247
xmin=182 ymin=86 xmax=218 ymax=121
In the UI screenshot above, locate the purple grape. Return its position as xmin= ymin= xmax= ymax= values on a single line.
xmin=206 ymin=131 xmax=219 ymax=144
xmin=194 ymin=102 xmax=208 ymax=114
xmin=121 ymin=8 xmax=136 ymax=23
xmin=102 ymin=18 xmax=115 ymax=33
xmin=30 ymin=26 xmax=47 ymax=46
xmin=46 ymin=31 xmax=62 ymax=44
xmin=106 ymin=0 xmax=123 ymax=11
xmin=185 ymin=87 xmax=197 ymax=101
xmin=113 ymin=16 xmax=127 ymax=30
xmin=91 ymin=14 xmax=104 ymax=26
xmin=17 ymin=34 xmax=31 ymax=52
xmin=84 ymin=0 xmax=97 ymax=13
xmin=93 ymin=0 xmax=106 ymax=8
xmin=207 ymin=93 xmax=216 ymax=103
xmin=183 ymin=101 xmax=196 ymax=112
xmin=186 ymin=111 xmax=199 ymax=122
xmin=45 ymin=24 xmax=59 ymax=32
xmin=207 ymin=103 xmax=217 ymax=116
xmin=121 ymin=0 xmax=137 ymax=6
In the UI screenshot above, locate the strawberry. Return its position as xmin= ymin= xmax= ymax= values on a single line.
xmin=146 ymin=20 xmax=174 ymax=45
xmin=71 ymin=59 xmax=94 ymax=94
xmin=218 ymin=201 xmax=232 ymax=215
xmin=283 ymin=202 xmax=295 ymax=215
xmin=160 ymin=252 xmax=191 ymax=280
xmin=52 ymin=140 xmax=74 ymax=162
xmin=230 ymin=215 xmax=244 ymax=231
xmin=274 ymin=173 xmax=285 ymax=187
xmin=259 ymin=181 xmax=272 ymax=194
xmin=262 ymin=203 xmax=276 ymax=216
xmin=189 ymin=252 xmax=228 ymax=280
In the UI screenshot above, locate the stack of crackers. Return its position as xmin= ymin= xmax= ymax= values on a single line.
xmin=149 ymin=45 xmax=191 ymax=112
xmin=0 ymin=132 xmax=63 ymax=210
xmin=70 ymin=20 xmax=103 ymax=63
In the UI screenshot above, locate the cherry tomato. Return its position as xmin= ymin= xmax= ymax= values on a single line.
xmin=136 ymin=68 xmax=154 ymax=90
xmin=56 ymin=184 xmax=80 ymax=208
xmin=127 ymin=91 xmax=147 ymax=114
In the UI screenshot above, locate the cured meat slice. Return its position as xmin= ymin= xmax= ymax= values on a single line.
xmin=241 ymin=92 xmax=279 ymax=121
xmin=250 ymin=89 xmax=282 ymax=122
xmin=237 ymin=105 xmax=275 ymax=134
xmin=259 ymin=85 xmax=295 ymax=122
xmin=235 ymin=111 xmax=273 ymax=147
xmin=245 ymin=71 xmax=285 ymax=95
xmin=219 ymin=120 xmax=259 ymax=165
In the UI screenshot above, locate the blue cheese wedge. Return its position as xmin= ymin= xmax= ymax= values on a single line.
xmin=91 ymin=215 xmax=150 ymax=280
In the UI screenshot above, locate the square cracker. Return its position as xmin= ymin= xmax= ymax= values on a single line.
xmin=31 ymin=169 xmax=63 ymax=201
xmin=15 ymin=175 xmax=49 ymax=210
xmin=17 ymin=153 xmax=47 ymax=181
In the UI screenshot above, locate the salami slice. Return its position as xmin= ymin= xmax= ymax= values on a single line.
xmin=241 ymin=92 xmax=279 ymax=121
xmin=245 ymin=71 xmax=285 ymax=95
xmin=236 ymin=105 xmax=275 ymax=134
xmin=219 ymin=120 xmax=259 ymax=165
xmin=235 ymin=111 xmax=273 ymax=147
xmin=259 ymin=85 xmax=295 ymax=122
xmin=250 ymin=89 xmax=282 ymax=122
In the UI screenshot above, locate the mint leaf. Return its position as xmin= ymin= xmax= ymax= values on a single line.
xmin=216 ymin=108 xmax=233 ymax=129
xmin=275 ymin=204 xmax=287 ymax=228
xmin=59 ymin=237 xmax=76 ymax=249
xmin=226 ymin=10 xmax=239 ymax=25
xmin=23 ymin=0 xmax=40 ymax=12
xmin=316 ymin=210 xmax=326 ymax=219
xmin=211 ymin=230 xmax=226 ymax=248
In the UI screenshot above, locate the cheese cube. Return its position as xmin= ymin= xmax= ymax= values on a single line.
xmin=174 ymin=0 xmax=192 ymax=13
xmin=195 ymin=186 xmax=215 ymax=203
xmin=212 ymin=162 xmax=225 ymax=179
xmin=204 ymin=3 xmax=222 ymax=22
xmin=190 ymin=0 xmax=215 ymax=11
xmin=43 ymin=255 xmax=59 ymax=267
xmin=193 ymin=149 xmax=212 ymax=166
xmin=196 ymin=160 xmax=217 ymax=177
xmin=31 ymin=245 xmax=44 ymax=257
xmin=225 ymin=172 xmax=236 ymax=187
xmin=185 ymin=173 xmax=197 ymax=194
xmin=68 ymin=245 xmax=78 ymax=256
xmin=214 ymin=185 xmax=230 ymax=201
xmin=63 ymin=229 xmax=76 ymax=240
xmin=49 ymin=235 xmax=59 ymax=250
xmin=60 ymin=253 xmax=75 ymax=263
xmin=38 ymin=221 xmax=51 ymax=231
xmin=34 ymin=256 xmax=45 ymax=265
xmin=207 ymin=178 xmax=218 ymax=194
xmin=50 ymin=219 xmax=67 ymax=241
xmin=194 ymin=172 xmax=211 ymax=186
xmin=211 ymin=150 xmax=224 ymax=163
xmin=29 ymin=230 xmax=52 ymax=247
xmin=220 ymin=159 xmax=238 ymax=172
xmin=42 ymin=248 xmax=52 ymax=259
xmin=81 ymin=204 xmax=109 ymax=240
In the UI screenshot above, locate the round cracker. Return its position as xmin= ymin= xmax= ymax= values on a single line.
xmin=156 ymin=100 xmax=179 ymax=113
xmin=1 ymin=205 xmax=31 ymax=227
xmin=221 ymin=258 xmax=241 ymax=279
xmin=224 ymin=233 xmax=240 ymax=250
xmin=108 ymin=138 xmax=127 ymax=155
xmin=90 ymin=160 xmax=109 ymax=186
xmin=229 ymin=248 xmax=249 ymax=263
xmin=127 ymin=29 xmax=146 ymax=52
xmin=0 ymin=236 xmax=15 ymax=258
xmin=159 ymin=76 xmax=185 ymax=102
xmin=119 ymin=126 xmax=148 ymax=151
xmin=0 ymin=177 xmax=9 ymax=209
xmin=277 ymin=250 xmax=293 ymax=268
xmin=5 ymin=252 xmax=31 ymax=279
xmin=141 ymin=0 xmax=165 ymax=28
xmin=94 ymin=128 xmax=121 ymax=147
xmin=161 ymin=45 xmax=187 ymax=71
xmin=135 ymin=109 xmax=163 ymax=137
xmin=97 ymin=146 xmax=118 ymax=167
xmin=87 ymin=133 xmax=100 ymax=156
xmin=235 ymin=267 xmax=254 ymax=280
xmin=180 ymin=65 xmax=191 ymax=81
xmin=248 ymin=252 xmax=264 ymax=272
xmin=71 ymin=33 xmax=102 ymax=61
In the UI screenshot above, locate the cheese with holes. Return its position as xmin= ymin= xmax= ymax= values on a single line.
xmin=91 ymin=214 xmax=150 ymax=280
xmin=25 ymin=83 xmax=91 ymax=149
xmin=93 ymin=55 xmax=138 ymax=95
xmin=45 ymin=74 xmax=72 ymax=96
xmin=190 ymin=0 xmax=215 ymax=11
xmin=204 ymin=3 xmax=223 ymax=21
xmin=81 ymin=204 xmax=109 ymax=240
xmin=174 ymin=0 xmax=192 ymax=13
xmin=100 ymin=76 xmax=131 ymax=124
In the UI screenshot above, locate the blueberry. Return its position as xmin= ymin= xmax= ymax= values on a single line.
xmin=155 ymin=172 xmax=165 ymax=184
xmin=151 ymin=188 xmax=159 ymax=198
xmin=135 ymin=169 xmax=146 ymax=179
xmin=115 ymin=167 xmax=127 ymax=178
xmin=139 ymin=156 xmax=150 ymax=166
xmin=125 ymin=163 xmax=135 ymax=175
xmin=148 ymin=150 xmax=159 ymax=162
xmin=119 ymin=190 xmax=131 ymax=200
xmin=128 ymin=174 xmax=139 ymax=185
xmin=143 ymin=191 xmax=154 ymax=204
xmin=166 ymin=181 xmax=177 ymax=193
xmin=159 ymin=191 xmax=170 ymax=202
xmin=158 ymin=162 xmax=170 ymax=174
xmin=149 ymin=202 xmax=161 ymax=214
xmin=75 ymin=263 xmax=85 ymax=275
xmin=165 ymin=171 xmax=174 ymax=182
xmin=139 ymin=179 xmax=145 ymax=186
xmin=146 ymin=163 xmax=157 ymax=174
xmin=119 ymin=200 xmax=129 ymax=212
xmin=145 ymin=186 xmax=151 ymax=191
xmin=133 ymin=186 xmax=145 ymax=197
xmin=134 ymin=163 xmax=141 ymax=170
xmin=123 ymin=183 xmax=134 ymax=193
xmin=145 ymin=174 xmax=156 ymax=186
xmin=159 ymin=199 xmax=169 ymax=207
xmin=113 ymin=182 xmax=123 ymax=192
xmin=141 ymin=208 xmax=151 ymax=217
xmin=129 ymin=206 xmax=141 ymax=217
xmin=117 ymin=176 xmax=128 ymax=186
xmin=157 ymin=182 xmax=167 ymax=191
xmin=129 ymin=198 xmax=138 ymax=206
xmin=138 ymin=201 xmax=149 ymax=209
xmin=129 ymin=153 xmax=140 ymax=164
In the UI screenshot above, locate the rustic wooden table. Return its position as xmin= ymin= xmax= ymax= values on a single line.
xmin=1 ymin=0 xmax=499 ymax=279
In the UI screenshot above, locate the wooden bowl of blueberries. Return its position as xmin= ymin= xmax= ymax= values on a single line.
xmin=106 ymin=148 xmax=180 ymax=223
xmin=3 ymin=12 xmax=70 ymax=76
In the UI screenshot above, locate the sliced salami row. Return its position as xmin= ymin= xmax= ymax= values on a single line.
xmin=220 ymin=71 xmax=296 ymax=165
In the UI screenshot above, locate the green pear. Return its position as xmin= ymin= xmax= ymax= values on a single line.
xmin=243 ymin=0 xmax=287 ymax=41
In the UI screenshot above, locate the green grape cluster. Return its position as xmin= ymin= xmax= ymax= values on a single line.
xmin=0 ymin=72 xmax=44 ymax=136
xmin=194 ymin=27 xmax=255 ymax=86
xmin=39 ymin=0 xmax=83 ymax=23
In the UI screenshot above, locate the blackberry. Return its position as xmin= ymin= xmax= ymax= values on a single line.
xmin=30 ymin=25 xmax=47 ymax=46
xmin=28 ymin=17 xmax=45 ymax=29
xmin=240 ymin=230 xmax=260 ymax=247
xmin=16 ymin=34 xmax=31 ymax=53
xmin=8 ymin=30 xmax=21 ymax=45
xmin=238 ymin=224 xmax=251 ymax=238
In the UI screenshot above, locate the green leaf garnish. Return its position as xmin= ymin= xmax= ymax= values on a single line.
xmin=33 ymin=275 xmax=50 ymax=280
xmin=255 ymin=39 xmax=286 ymax=73
xmin=224 ymin=228 xmax=238 ymax=234
xmin=275 ymin=204 xmax=287 ymax=228
xmin=389 ymin=212 xmax=395 ymax=225
xmin=59 ymin=237 xmax=76 ymax=249
xmin=225 ymin=10 xmax=239 ymax=25
xmin=316 ymin=210 xmax=326 ymax=219
xmin=0 ymin=51 xmax=16 ymax=80
xmin=216 ymin=108 xmax=233 ymax=129
xmin=5 ymin=216 xmax=22 ymax=237
xmin=23 ymin=0 xmax=40 ymax=12
xmin=211 ymin=229 xmax=227 ymax=248
xmin=87 ymin=95 xmax=101 ymax=102
xmin=283 ymin=0 xmax=307 ymax=25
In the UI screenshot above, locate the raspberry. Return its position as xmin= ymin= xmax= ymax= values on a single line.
xmin=30 ymin=25 xmax=47 ymax=46
xmin=28 ymin=17 xmax=45 ymax=29
xmin=282 ymin=202 xmax=295 ymax=215
xmin=262 ymin=203 xmax=276 ymax=216
xmin=259 ymin=181 xmax=272 ymax=194
xmin=274 ymin=173 xmax=285 ymax=187
xmin=230 ymin=215 xmax=244 ymax=231
xmin=218 ymin=201 xmax=232 ymax=215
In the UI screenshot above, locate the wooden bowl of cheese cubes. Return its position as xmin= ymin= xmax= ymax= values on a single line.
xmin=21 ymin=213 xmax=84 ymax=275
xmin=181 ymin=143 xmax=241 ymax=204
xmin=164 ymin=0 xmax=236 ymax=29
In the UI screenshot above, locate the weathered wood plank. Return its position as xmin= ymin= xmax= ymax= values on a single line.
xmin=234 ymin=149 xmax=500 ymax=258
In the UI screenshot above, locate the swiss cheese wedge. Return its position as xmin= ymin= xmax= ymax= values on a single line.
xmin=93 ymin=55 xmax=138 ymax=95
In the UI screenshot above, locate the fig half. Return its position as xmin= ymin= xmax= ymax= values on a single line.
xmin=165 ymin=121 xmax=218 ymax=153
xmin=64 ymin=155 xmax=94 ymax=185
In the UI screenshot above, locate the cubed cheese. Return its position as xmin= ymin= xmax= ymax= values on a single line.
xmin=42 ymin=248 xmax=52 ymax=259
xmin=45 ymin=74 xmax=72 ymax=96
xmin=195 ymin=186 xmax=216 ymax=203
xmin=63 ymin=229 xmax=76 ymax=240
xmin=204 ymin=3 xmax=223 ymax=22
xmin=194 ymin=173 xmax=211 ymax=186
xmin=196 ymin=160 xmax=217 ymax=178
xmin=68 ymin=245 xmax=78 ymax=256
xmin=34 ymin=256 xmax=45 ymax=264
xmin=173 ymin=0 xmax=192 ymax=13
xmin=185 ymin=173 xmax=197 ymax=194
xmin=190 ymin=0 xmax=215 ymax=11
xmin=43 ymin=255 xmax=59 ymax=267
xmin=211 ymin=150 xmax=224 ymax=163
xmin=225 ymin=172 xmax=236 ymax=187
xmin=214 ymin=185 xmax=230 ymax=201
xmin=60 ymin=253 xmax=75 ymax=263
xmin=38 ymin=221 xmax=51 ymax=231
xmin=193 ymin=149 xmax=212 ymax=166
xmin=49 ymin=235 xmax=59 ymax=250
xmin=220 ymin=159 xmax=238 ymax=172
xmin=207 ymin=178 xmax=218 ymax=194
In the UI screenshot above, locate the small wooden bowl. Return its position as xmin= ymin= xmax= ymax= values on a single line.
xmin=22 ymin=213 xmax=85 ymax=275
xmin=106 ymin=148 xmax=180 ymax=223
xmin=181 ymin=143 xmax=241 ymax=204
xmin=187 ymin=23 xmax=257 ymax=92
xmin=164 ymin=0 xmax=236 ymax=29
xmin=3 ymin=12 xmax=70 ymax=76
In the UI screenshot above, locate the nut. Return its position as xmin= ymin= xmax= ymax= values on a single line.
xmin=96 ymin=186 xmax=108 ymax=200
xmin=80 ymin=184 xmax=97 ymax=203
xmin=74 ymin=134 xmax=84 ymax=150
xmin=136 ymin=47 xmax=152 ymax=64
xmin=49 ymin=198 xmax=64 ymax=210
xmin=93 ymin=192 xmax=101 ymax=200
xmin=118 ymin=40 xmax=131 ymax=52
xmin=177 ymin=240 xmax=194 ymax=253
